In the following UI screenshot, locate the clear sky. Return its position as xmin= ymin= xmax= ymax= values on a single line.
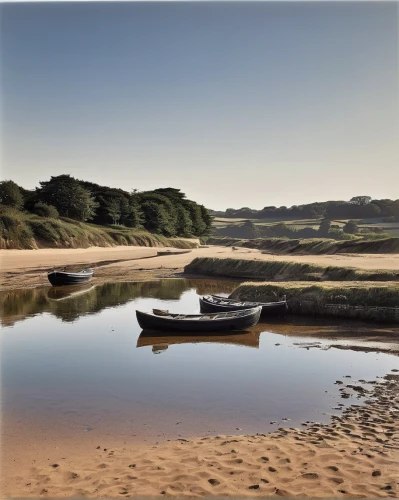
xmin=1 ymin=1 xmax=398 ymax=210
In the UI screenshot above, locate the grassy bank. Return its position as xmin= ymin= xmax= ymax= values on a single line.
xmin=230 ymin=282 xmax=399 ymax=322
xmin=184 ymin=257 xmax=398 ymax=282
xmin=0 ymin=208 xmax=199 ymax=250
xmin=203 ymin=236 xmax=399 ymax=254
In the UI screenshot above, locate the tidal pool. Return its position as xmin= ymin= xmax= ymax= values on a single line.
xmin=1 ymin=279 xmax=398 ymax=465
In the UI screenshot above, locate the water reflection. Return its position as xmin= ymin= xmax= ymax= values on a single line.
xmin=2 ymin=278 xmax=399 ymax=459
xmin=46 ymin=283 xmax=95 ymax=301
xmin=0 ymin=279 xmax=237 ymax=326
xmin=137 ymin=330 xmax=260 ymax=352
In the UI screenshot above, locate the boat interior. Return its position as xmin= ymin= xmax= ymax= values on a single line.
xmin=151 ymin=308 xmax=258 ymax=320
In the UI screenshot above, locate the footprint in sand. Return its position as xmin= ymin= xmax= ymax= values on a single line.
xmin=330 ymin=478 xmax=344 ymax=485
xmin=68 ymin=472 xmax=79 ymax=480
xmin=208 ymin=479 xmax=220 ymax=486
xmin=301 ymin=473 xmax=319 ymax=479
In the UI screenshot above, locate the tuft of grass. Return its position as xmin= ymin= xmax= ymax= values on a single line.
xmin=184 ymin=257 xmax=398 ymax=282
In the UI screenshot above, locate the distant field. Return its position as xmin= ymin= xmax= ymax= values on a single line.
xmin=213 ymin=216 xmax=399 ymax=236
xmin=213 ymin=217 xmax=323 ymax=229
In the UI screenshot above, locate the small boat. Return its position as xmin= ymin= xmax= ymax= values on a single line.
xmin=47 ymin=269 xmax=94 ymax=286
xmin=136 ymin=307 xmax=262 ymax=333
xmin=199 ymin=294 xmax=288 ymax=316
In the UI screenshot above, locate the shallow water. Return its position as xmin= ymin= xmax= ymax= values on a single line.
xmin=1 ymin=279 xmax=398 ymax=453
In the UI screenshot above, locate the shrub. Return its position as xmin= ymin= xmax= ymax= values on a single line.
xmin=0 ymin=180 xmax=24 ymax=209
xmin=343 ymin=220 xmax=358 ymax=234
xmin=32 ymin=202 xmax=59 ymax=218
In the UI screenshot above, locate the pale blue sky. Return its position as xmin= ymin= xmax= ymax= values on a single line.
xmin=1 ymin=1 xmax=398 ymax=210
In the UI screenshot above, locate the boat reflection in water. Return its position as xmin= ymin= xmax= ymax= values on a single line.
xmin=137 ymin=330 xmax=260 ymax=353
xmin=47 ymin=283 xmax=95 ymax=301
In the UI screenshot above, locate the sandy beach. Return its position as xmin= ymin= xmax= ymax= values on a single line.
xmin=1 ymin=245 xmax=399 ymax=291
xmin=2 ymin=373 xmax=398 ymax=498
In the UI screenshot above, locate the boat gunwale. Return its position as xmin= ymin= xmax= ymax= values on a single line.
xmin=137 ymin=306 xmax=262 ymax=322
xmin=48 ymin=269 xmax=94 ymax=277
xmin=206 ymin=294 xmax=287 ymax=307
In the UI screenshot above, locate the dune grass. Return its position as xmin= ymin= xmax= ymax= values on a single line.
xmin=0 ymin=207 xmax=198 ymax=250
xmin=203 ymin=236 xmax=399 ymax=254
xmin=229 ymin=282 xmax=399 ymax=322
xmin=230 ymin=281 xmax=399 ymax=306
xmin=184 ymin=257 xmax=398 ymax=282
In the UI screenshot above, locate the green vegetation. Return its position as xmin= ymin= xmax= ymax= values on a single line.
xmin=184 ymin=257 xmax=398 ymax=282
xmin=213 ymin=217 xmax=393 ymax=241
xmin=212 ymin=195 xmax=399 ymax=222
xmin=0 ymin=175 xmax=213 ymax=248
xmin=211 ymin=196 xmax=399 ymax=242
xmin=0 ymin=180 xmax=24 ymax=209
xmin=229 ymin=282 xmax=399 ymax=322
xmin=213 ymin=218 xmax=361 ymax=240
xmin=0 ymin=206 xmax=199 ymax=249
xmin=203 ymin=236 xmax=399 ymax=254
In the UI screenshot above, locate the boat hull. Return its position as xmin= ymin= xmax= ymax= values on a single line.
xmin=47 ymin=270 xmax=93 ymax=287
xmin=136 ymin=308 xmax=261 ymax=333
xmin=200 ymin=296 xmax=288 ymax=317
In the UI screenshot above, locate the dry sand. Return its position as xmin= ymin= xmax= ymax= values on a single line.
xmin=1 ymin=245 xmax=398 ymax=291
xmin=2 ymin=374 xmax=398 ymax=498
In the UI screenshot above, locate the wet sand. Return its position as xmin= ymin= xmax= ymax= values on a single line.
xmin=1 ymin=245 xmax=398 ymax=291
xmin=2 ymin=374 xmax=398 ymax=498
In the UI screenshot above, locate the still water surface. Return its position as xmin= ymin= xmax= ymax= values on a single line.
xmin=1 ymin=279 xmax=398 ymax=448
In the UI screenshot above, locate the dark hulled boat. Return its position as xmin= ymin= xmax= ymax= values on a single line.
xmin=47 ymin=269 xmax=94 ymax=286
xmin=199 ymin=294 xmax=288 ymax=316
xmin=136 ymin=307 xmax=262 ymax=333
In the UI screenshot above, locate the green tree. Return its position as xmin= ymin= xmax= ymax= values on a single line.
xmin=0 ymin=180 xmax=24 ymax=209
xmin=73 ymin=186 xmax=99 ymax=221
xmin=343 ymin=220 xmax=358 ymax=234
xmin=175 ymin=205 xmax=193 ymax=237
xmin=38 ymin=175 xmax=98 ymax=221
xmin=106 ymin=199 xmax=121 ymax=224
xmin=199 ymin=205 xmax=213 ymax=236
xmin=125 ymin=205 xmax=143 ymax=228
xmin=38 ymin=175 xmax=80 ymax=217
xmin=350 ymin=196 xmax=372 ymax=206
xmin=185 ymin=202 xmax=208 ymax=236
xmin=318 ymin=219 xmax=331 ymax=237
xmin=141 ymin=201 xmax=175 ymax=236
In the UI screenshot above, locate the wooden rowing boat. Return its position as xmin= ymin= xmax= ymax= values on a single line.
xmin=135 ymin=307 xmax=262 ymax=333
xmin=199 ymin=294 xmax=288 ymax=316
xmin=47 ymin=269 xmax=94 ymax=286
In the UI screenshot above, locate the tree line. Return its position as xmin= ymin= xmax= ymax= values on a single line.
xmin=0 ymin=175 xmax=212 ymax=237
xmin=214 ymin=196 xmax=399 ymax=222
